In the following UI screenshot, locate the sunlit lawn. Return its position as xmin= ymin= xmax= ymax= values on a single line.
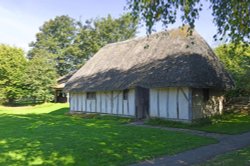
xmin=0 ymin=103 xmax=216 ymax=166
xmin=193 ymin=113 xmax=250 ymax=134
xmin=147 ymin=113 xmax=250 ymax=134
xmin=199 ymin=146 xmax=250 ymax=166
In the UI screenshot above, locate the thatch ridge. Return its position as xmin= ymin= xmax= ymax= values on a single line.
xmin=54 ymin=71 xmax=76 ymax=89
xmin=65 ymin=27 xmax=234 ymax=92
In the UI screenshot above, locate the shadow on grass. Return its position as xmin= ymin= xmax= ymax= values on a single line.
xmin=0 ymin=107 xmax=216 ymax=166
xmin=2 ymin=101 xmax=45 ymax=107
xmin=48 ymin=107 xmax=69 ymax=115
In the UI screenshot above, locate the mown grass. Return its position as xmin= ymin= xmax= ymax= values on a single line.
xmin=0 ymin=103 xmax=216 ymax=166
xmin=146 ymin=113 xmax=250 ymax=134
xmin=199 ymin=146 xmax=250 ymax=166
xmin=0 ymin=103 xmax=69 ymax=114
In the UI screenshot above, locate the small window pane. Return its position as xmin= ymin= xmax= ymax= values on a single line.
xmin=123 ymin=89 xmax=129 ymax=100
xmin=87 ymin=92 xmax=96 ymax=100
xmin=203 ymin=89 xmax=209 ymax=102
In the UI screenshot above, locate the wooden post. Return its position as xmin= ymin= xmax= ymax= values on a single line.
xmin=188 ymin=88 xmax=193 ymax=121
xmin=157 ymin=89 xmax=160 ymax=117
xmin=176 ymin=88 xmax=179 ymax=119
xmin=166 ymin=88 xmax=169 ymax=118
xmin=54 ymin=90 xmax=57 ymax=103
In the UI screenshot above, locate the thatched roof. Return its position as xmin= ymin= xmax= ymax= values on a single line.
xmin=65 ymin=27 xmax=234 ymax=92
xmin=54 ymin=71 xmax=76 ymax=89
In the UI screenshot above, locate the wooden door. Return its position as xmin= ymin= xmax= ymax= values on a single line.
xmin=135 ymin=87 xmax=149 ymax=119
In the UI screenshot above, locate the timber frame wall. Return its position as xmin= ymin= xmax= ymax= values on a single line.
xmin=69 ymin=89 xmax=135 ymax=116
xmin=69 ymin=87 xmax=224 ymax=121
xmin=149 ymin=87 xmax=191 ymax=121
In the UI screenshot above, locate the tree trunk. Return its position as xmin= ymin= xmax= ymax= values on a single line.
xmin=8 ymin=98 xmax=14 ymax=106
xmin=32 ymin=97 xmax=36 ymax=104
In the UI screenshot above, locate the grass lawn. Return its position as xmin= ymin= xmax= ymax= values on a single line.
xmin=146 ymin=113 xmax=250 ymax=134
xmin=199 ymin=146 xmax=250 ymax=166
xmin=0 ymin=103 xmax=216 ymax=166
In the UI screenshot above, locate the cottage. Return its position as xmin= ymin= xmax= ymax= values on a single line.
xmin=64 ymin=27 xmax=234 ymax=121
xmin=54 ymin=72 xmax=75 ymax=103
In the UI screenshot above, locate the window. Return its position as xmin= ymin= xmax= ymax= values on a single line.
xmin=123 ymin=89 xmax=129 ymax=100
xmin=87 ymin=92 xmax=96 ymax=100
xmin=62 ymin=93 xmax=66 ymax=97
xmin=203 ymin=89 xmax=209 ymax=102
xmin=57 ymin=90 xmax=62 ymax=97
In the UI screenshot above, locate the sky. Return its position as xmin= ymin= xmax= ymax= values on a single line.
xmin=0 ymin=0 xmax=218 ymax=52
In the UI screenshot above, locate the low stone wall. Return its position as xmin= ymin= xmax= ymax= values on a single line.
xmin=224 ymin=97 xmax=250 ymax=113
xmin=202 ymin=94 xmax=224 ymax=116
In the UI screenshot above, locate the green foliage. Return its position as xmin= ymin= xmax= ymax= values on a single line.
xmin=93 ymin=13 xmax=138 ymax=45
xmin=214 ymin=43 xmax=250 ymax=96
xmin=0 ymin=14 xmax=137 ymax=104
xmin=127 ymin=0 xmax=250 ymax=44
xmin=0 ymin=44 xmax=27 ymax=104
xmin=71 ymin=26 xmax=100 ymax=67
xmin=24 ymin=49 xmax=57 ymax=102
xmin=28 ymin=15 xmax=78 ymax=76
xmin=72 ymin=13 xmax=138 ymax=68
xmin=29 ymin=14 xmax=138 ymax=76
xmin=0 ymin=103 xmax=216 ymax=165
xmin=0 ymin=45 xmax=57 ymax=104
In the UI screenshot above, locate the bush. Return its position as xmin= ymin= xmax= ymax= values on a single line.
xmin=214 ymin=44 xmax=250 ymax=97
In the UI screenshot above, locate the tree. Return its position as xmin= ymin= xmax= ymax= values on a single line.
xmin=24 ymin=50 xmax=57 ymax=102
xmin=29 ymin=14 xmax=138 ymax=76
xmin=215 ymin=44 xmax=250 ymax=96
xmin=94 ymin=13 xmax=138 ymax=45
xmin=70 ymin=25 xmax=101 ymax=68
xmin=72 ymin=13 xmax=138 ymax=68
xmin=28 ymin=15 xmax=78 ymax=76
xmin=127 ymin=0 xmax=250 ymax=44
xmin=0 ymin=44 xmax=27 ymax=104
